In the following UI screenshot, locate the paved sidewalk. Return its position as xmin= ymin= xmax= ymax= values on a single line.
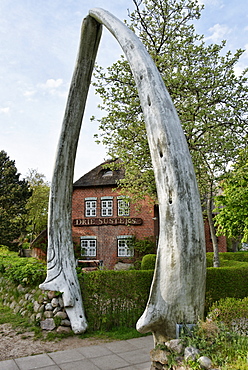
xmin=0 ymin=335 xmax=153 ymax=370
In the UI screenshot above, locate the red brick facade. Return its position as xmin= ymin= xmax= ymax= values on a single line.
xmin=72 ymin=185 xmax=159 ymax=269
xmin=204 ymin=217 xmax=227 ymax=253
xmin=71 ymin=161 xmax=226 ymax=269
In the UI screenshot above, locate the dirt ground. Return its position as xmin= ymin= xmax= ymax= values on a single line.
xmin=0 ymin=323 xmax=110 ymax=361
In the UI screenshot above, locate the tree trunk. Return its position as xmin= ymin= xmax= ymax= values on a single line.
xmin=207 ymin=195 xmax=220 ymax=267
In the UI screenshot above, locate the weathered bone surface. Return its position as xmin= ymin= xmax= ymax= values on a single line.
xmin=40 ymin=8 xmax=206 ymax=340
xmin=90 ymin=8 xmax=206 ymax=344
xmin=39 ymin=16 xmax=102 ymax=334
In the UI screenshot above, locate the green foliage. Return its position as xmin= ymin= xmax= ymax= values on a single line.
xmin=205 ymin=265 xmax=248 ymax=311
xmin=0 ymin=150 xmax=32 ymax=248
xmin=133 ymin=237 xmax=156 ymax=256
xmin=24 ymin=169 xmax=50 ymax=242
xmin=0 ymin=304 xmax=35 ymax=331
xmin=208 ymin=297 xmax=248 ymax=330
xmin=79 ymin=270 xmax=153 ymax=331
xmin=206 ymin=252 xmax=248 ymax=267
xmin=92 ymin=0 xmax=248 ymax=210
xmin=0 ymin=246 xmax=46 ymax=286
xmin=140 ymin=254 xmax=156 ymax=270
xmin=214 ymin=148 xmax=248 ymax=243
xmin=180 ymin=318 xmax=248 ymax=369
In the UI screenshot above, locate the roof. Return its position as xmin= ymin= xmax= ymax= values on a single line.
xmin=73 ymin=160 xmax=125 ymax=188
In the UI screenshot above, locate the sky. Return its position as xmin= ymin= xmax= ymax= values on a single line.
xmin=0 ymin=0 xmax=247 ymax=183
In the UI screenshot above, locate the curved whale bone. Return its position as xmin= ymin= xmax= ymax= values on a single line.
xmin=40 ymin=8 xmax=206 ymax=340
xmin=39 ymin=15 xmax=102 ymax=334
xmin=89 ymin=8 xmax=206 ymax=344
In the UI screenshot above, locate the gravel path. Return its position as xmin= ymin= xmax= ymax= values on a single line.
xmin=0 ymin=323 xmax=109 ymax=361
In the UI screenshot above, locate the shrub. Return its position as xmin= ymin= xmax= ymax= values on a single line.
xmin=0 ymin=246 xmax=46 ymax=286
xmin=208 ymin=297 xmax=248 ymax=335
xmin=140 ymin=254 xmax=156 ymax=270
xmin=208 ymin=297 xmax=248 ymax=325
xmin=79 ymin=270 xmax=153 ymax=331
xmin=205 ymin=266 xmax=248 ymax=312
xmin=206 ymin=252 xmax=248 ymax=267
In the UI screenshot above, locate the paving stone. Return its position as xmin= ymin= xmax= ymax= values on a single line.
xmin=91 ymin=353 xmax=130 ymax=370
xmin=15 ymin=353 xmax=55 ymax=370
xmin=118 ymin=347 xmax=151 ymax=364
xmin=104 ymin=339 xmax=136 ymax=353
xmin=0 ymin=359 xmax=19 ymax=370
xmin=59 ymin=359 xmax=100 ymax=370
xmin=48 ymin=348 xmax=85 ymax=364
xmin=77 ymin=344 xmax=113 ymax=358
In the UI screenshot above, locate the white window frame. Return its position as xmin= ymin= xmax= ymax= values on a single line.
xmin=101 ymin=196 xmax=113 ymax=217
xmin=85 ymin=197 xmax=97 ymax=217
xmin=117 ymin=197 xmax=130 ymax=216
xmin=117 ymin=235 xmax=134 ymax=257
xmin=80 ymin=236 xmax=97 ymax=257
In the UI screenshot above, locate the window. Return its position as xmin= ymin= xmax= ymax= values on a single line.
xmin=101 ymin=196 xmax=113 ymax=216
xmin=117 ymin=236 xmax=134 ymax=257
xmin=80 ymin=236 xmax=97 ymax=257
xmin=117 ymin=197 xmax=130 ymax=216
xmin=85 ymin=198 xmax=97 ymax=217
xmin=102 ymin=170 xmax=113 ymax=177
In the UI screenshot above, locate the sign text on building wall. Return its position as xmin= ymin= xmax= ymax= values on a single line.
xmin=73 ymin=217 xmax=143 ymax=226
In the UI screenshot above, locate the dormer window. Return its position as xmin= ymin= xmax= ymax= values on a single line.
xmin=102 ymin=170 xmax=113 ymax=177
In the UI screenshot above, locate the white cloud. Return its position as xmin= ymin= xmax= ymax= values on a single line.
xmin=40 ymin=78 xmax=63 ymax=89
xmin=198 ymin=0 xmax=224 ymax=7
xmin=204 ymin=23 xmax=231 ymax=42
xmin=234 ymin=44 xmax=248 ymax=76
xmin=23 ymin=90 xmax=36 ymax=97
xmin=0 ymin=107 xmax=10 ymax=114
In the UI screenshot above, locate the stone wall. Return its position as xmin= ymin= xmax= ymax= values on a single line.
xmin=150 ymin=339 xmax=217 ymax=370
xmin=0 ymin=276 xmax=72 ymax=333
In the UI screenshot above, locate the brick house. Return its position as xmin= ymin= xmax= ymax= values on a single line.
xmin=204 ymin=218 xmax=227 ymax=253
xmin=31 ymin=160 xmax=226 ymax=267
xmin=72 ymin=160 xmax=159 ymax=269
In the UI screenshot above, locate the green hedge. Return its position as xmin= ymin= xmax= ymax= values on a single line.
xmin=1 ymin=246 xmax=248 ymax=332
xmin=205 ymin=266 xmax=248 ymax=311
xmin=206 ymin=252 xmax=248 ymax=267
xmin=140 ymin=254 xmax=156 ymax=270
xmin=79 ymin=270 xmax=154 ymax=331
xmin=0 ymin=246 xmax=46 ymax=286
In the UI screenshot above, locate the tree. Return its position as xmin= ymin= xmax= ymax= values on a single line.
xmin=0 ymin=150 xmax=31 ymax=248
xmin=24 ymin=169 xmax=50 ymax=242
xmin=214 ymin=148 xmax=248 ymax=245
xmin=92 ymin=0 xmax=248 ymax=266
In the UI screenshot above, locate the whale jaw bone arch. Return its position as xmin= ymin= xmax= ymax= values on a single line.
xmin=40 ymin=8 xmax=206 ymax=342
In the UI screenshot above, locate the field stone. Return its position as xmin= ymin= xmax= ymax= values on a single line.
xmin=10 ymin=302 xmax=16 ymax=310
xmin=36 ymin=313 xmax=43 ymax=321
xmin=53 ymin=307 xmax=61 ymax=315
xmin=54 ymin=311 xmax=67 ymax=319
xmin=184 ymin=346 xmax=200 ymax=361
xmin=165 ymin=339 xmax=183 ymax=354
xmin=56 ymin=326 xmax=72 ymax=334
xmin=198 ymin=356 xmax=212 ymax=369
xmin=33 ymin=301 xmax=41 ymax=313
xmin=45 ymin=303 xmax=53 ymax=311
xmin=17 ymin=284 xmax=26 ymax=292
xmin=150 ymin=348 xmax=169 ymax=365
xmin=58 ymin=297 xmax=64 ymax=307
xmin=13 ymin=305 xmax=21 ymax=314
xmin=61 ymin=319 xmax=71 ymax=327
xmin=51 ymin=298 xmax=59 ymax=307
xmin=44 ymin=311 xmax=53 ymax=318
xmin=47 ymin=291 xmax=56 ymax=300
xmin=40 ymin=318 xmax=56 ymax=331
